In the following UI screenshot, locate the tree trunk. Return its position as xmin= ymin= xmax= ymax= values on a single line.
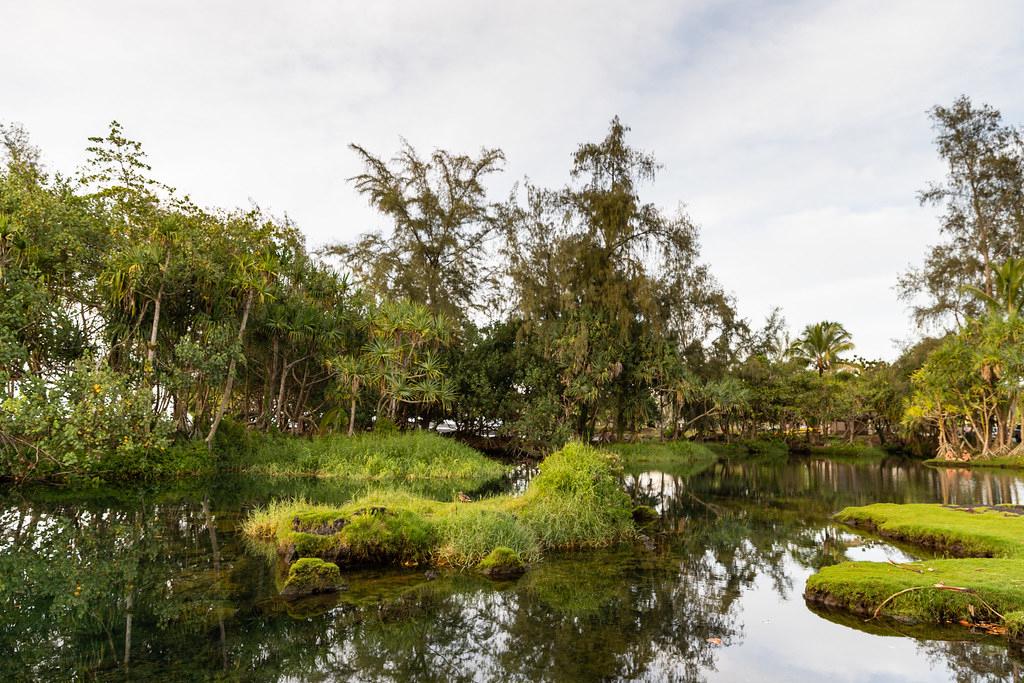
xmin=206 ymin=288 xmax=255 ymax=450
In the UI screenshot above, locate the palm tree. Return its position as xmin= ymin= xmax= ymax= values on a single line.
xmin=964 ymin=257 xmax=1024 ymax=319
xmin=788 ymin=321 xmax=855 ymax=376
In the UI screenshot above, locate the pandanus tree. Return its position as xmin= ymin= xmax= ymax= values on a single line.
xmin=337 ymin=299 xmax=457 ymax=428
xmin=787 ymin=321 xmax=855 ymax=376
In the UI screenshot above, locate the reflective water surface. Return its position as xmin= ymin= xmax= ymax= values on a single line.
xmin=3 ymin=456 xmax=1024 ymax=682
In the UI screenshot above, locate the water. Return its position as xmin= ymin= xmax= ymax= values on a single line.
xmin=3 ymin=456 xmax=1024 ymax=682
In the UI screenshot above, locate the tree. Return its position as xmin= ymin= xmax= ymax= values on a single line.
xmin=787 ymin=321 xmax=854 ymax=376
xmin=325 ymin=141 xmax=505 ymax=319
xmin=899 ymin=96 xmax=1024 ymax=328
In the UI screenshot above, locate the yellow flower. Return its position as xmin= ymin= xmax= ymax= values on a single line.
xmin=92 ymin=383 xmax=102 ymax=394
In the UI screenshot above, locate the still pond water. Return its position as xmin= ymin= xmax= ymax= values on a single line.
xmin=3 ymin=455 xmax=1024 ymax=682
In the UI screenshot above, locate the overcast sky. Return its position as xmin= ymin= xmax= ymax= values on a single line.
xmin=4 ymin=0 xmax=1023 ymax=359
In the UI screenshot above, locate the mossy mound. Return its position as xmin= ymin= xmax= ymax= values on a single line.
xmin=245 ymin=442 xmax=636 ymax=581
xmin=280 ymin=558 xmax=345 ymax=598
xmin=476 ymin=546 xmax=526 ymax=580
xmin=805 ymin=503 xmax=1024 ymax=638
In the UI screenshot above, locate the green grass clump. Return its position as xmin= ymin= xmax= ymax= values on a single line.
xmin=806 ymin=502 xmax=1024 ymax=632
xmin=244 ymin=441 xmax=635 ymax=574
xmin=517 ymin=442 xmax=635 ymax=549
xmin=239 ymin=431 xmax=506 ymax=488
xmin=435 ymin=507 xmax=540 ymax=568
xmin=1005 ymin=611 xmax=1024 ymax=640
xmin=835 ymin=503 xmax=1024 ymax=558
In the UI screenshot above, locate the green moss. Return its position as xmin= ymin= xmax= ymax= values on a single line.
xmin=244 ymin=441 xmax=636 ymax=572
xmin=280 ymin=558 xmax=344 ymax=598
xmin=1006 ymin=611 xmax=1024 ymax=640
xmin=806 ymin=558 xmax=1024 ymax=622
xmin=835 ymin=503 xmax=1024 ymax=559
xmin=476 ymin=546 xmax=526 ymax=579
xmin=631 ymin=505 xmax=659 ymax=526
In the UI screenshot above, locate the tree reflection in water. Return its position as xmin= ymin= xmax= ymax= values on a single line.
xmin=2 ymin=457 xmax=1024 ymax=681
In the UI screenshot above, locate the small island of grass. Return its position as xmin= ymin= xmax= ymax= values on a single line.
xmin=805 ymin=503 xmax=1024 ymax=640
xmin=244 ymin=442 xmax=636 ymax=589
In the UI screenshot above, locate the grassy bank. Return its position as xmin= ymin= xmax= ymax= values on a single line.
xmin=607 ymin=440 xmax=719 ymax=477
xmin=243 ymin=442 xmax=635 ymax=588
xmin=925 ymin=454 xmax=1024 ymax=470
xmin=805 ymin=503 xmax=1024 ymax=634
xmin=704 ymin=438 xmax=788 ymax=460
xmin=807 ymin=443 xmax=889 ymax=460
xmin=235 ymin=430 xmax=506 ymax=487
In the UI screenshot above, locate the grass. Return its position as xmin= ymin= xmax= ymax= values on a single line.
xmin=806 ymin=558 xmax=1024 ymax=623
xmin=236 ymin=430 xmax=506 ymax=488
xmin=807 ymin=443 xmax=889 ymax=460
xmin=704 ymin=438 xmax=789 ymax=460
xmin=243 ymin=441 xmax=635 ymax=572
xmin=805 ymin=503 xmax=1024 ymax=633
xmin=607 ymin=440 xmax=719 ymax=477
xmin=834 ymin=503 xmax=1024 ymax=558
xmin=924 ymin=454 xmax=1024 ymax=470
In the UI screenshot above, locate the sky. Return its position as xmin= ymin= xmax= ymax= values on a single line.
xmin=3 ymin=0 xmax=1023 ymax=360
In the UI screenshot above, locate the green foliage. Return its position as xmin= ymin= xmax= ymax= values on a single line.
xmin=476 ymin=546 xmax=526 ymax=578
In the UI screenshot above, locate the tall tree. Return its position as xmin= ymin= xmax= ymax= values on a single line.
xmin=326 ymin=141 xmax=505 ymax=319
xmin=899 ymin=96 xmax=1024 ymax=328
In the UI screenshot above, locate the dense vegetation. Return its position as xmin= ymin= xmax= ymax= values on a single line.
xmin=2 ymin=94 xmax=1024 ymax=482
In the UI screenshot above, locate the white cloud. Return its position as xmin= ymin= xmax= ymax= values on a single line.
xmin=3 ymin=0 xmax=1022 ymax=358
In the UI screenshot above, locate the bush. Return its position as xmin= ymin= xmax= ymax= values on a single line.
xmin=0 ymin=359 xmax=180 ymax=482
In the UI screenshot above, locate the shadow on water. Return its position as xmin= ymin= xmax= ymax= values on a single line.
xmin=3 ymin=456 xmax=1024 ymax=681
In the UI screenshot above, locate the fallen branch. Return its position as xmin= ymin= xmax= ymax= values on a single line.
xmin=869 ymin=582 xmax=1005 ymax=622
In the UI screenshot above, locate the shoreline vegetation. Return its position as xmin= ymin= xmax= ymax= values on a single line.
xmin=805 ymin=503 xmax=1024 ymax=642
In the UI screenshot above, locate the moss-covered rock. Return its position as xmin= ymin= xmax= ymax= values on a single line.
xmin=476 ymin=546 xmax=526 ymax=580
xmin=631 ymin=505 xmax=659 ymax=526
xmin=280 ymin=558 xmax=345 ymax=598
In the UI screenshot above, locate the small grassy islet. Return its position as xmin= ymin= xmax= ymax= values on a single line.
xmin=805 ymin=503 xmax=1024 ymax=638
xmin=244 ymin=441 xmax=636 ymax=579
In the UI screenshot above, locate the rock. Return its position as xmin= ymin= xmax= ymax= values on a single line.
xmin=637 ymin=533 xmax=657 ymax=552
xmin=476 ymin=546 xmax=526 ymax=580
xmin=280 ymin=557 xmax=345 ymax=598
